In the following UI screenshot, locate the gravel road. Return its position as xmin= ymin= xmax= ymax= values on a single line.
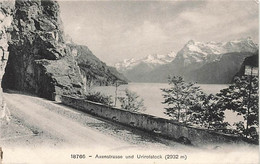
xmin=1 ymin=92 xmax=190 ymax=150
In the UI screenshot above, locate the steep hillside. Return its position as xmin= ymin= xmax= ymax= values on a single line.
xmin=68 ymin=44 xmax=128 ymax=86
xmin=122 ymin=62 xmax=156 ymax=82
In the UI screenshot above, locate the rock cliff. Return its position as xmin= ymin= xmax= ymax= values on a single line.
xmin=0 ymin=1 xmax=13 ymax=82
xmin=0 ymin=0 xmax=14 ymax=122
xmin=2 ymin=0 xmax=85 ymax=100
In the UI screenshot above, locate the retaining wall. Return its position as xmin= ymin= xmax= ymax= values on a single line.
xmin=60 ymin=95 xmax=245 ymax=146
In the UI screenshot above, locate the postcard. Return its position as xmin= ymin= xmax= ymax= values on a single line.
xmin=0 ymin=0 xmax=259 ymax=163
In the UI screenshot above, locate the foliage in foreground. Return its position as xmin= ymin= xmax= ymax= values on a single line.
xmin=118 ymin=89 xmax=146 ymax=112
xmin=190 ymin=93 xmax=227 ymax=130
xmin=161 ymin=75 xmax=226 ymax=129
xmin=216 ymin=76 xmax=259 ymax=139
xmin=161 ymin=76 xmax=201 ymax=122
xmin=161 ymin=75 xmax=259 ymax=140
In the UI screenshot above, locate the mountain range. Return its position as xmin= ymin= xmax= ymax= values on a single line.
xmin=115 ymin=51 xmax=176 ymax=82
xmin=115 ymin=37 xmax=258 ymax=84
xmin=115 ymin=51 xmax=176 ymax=71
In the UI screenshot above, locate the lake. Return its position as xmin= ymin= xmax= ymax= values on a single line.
xmin=91 ymin=83 xmax=242 ymax=125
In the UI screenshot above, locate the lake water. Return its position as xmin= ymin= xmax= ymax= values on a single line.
xmin=91 ymin=83 xmax=242 ymax=125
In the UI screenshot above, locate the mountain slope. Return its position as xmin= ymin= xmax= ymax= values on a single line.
xmin=185 ymin=51 xmax=257 ymax=83
xmin=68 ymin=44 xmax=128 ymax=87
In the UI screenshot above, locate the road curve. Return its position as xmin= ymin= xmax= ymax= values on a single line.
xmin=2 ymin=91 xmax=186 ymax=151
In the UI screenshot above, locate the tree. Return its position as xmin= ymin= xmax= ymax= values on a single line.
xmin=190 ymin=93 xmax=227 ymax=129
xmin=216 ymin=76 xmax=259 ymax=139
xmin=118 ymin=89 xmax=145 ymax=112
xmin=161 ymin=75 xmax=201 ymax=123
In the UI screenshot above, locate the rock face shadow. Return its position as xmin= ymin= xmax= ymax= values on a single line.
xmin=2 ymin=0 xmax=85 ymax=101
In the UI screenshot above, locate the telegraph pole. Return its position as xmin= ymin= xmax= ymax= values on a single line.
xmin=114 ymin=81 xmax=120 ymax=107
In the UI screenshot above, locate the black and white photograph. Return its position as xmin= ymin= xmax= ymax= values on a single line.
xmin=0 ymin=0 xmax=259 ymax=163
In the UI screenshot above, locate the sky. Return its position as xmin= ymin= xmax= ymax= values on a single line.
xmin=59 ymin=0 xmax=259 ymax=66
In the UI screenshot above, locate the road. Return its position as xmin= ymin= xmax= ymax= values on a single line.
xmin=0 ymin=92 xmax=258 ymax=164
xmin=1 ymin=91 xmax=189 ymax=150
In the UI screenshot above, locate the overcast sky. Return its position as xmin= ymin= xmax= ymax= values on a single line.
xmin=59 ymin=1 xmax=259 ymax=66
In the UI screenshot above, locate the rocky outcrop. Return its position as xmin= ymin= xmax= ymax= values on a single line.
xmin=2 ymin=0 xmax=84 ymax=100
xmin=68 ymin=44 xmax=128 ymax=87
xmin=0 ymin=0 xmax=14 ymax=122
xmin=0 ymin=1 xmax=14 ymax=83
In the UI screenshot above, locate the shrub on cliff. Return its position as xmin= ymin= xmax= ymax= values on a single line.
xmin=118 ymin=89 xmax=145 ymax=112
xmin=85 ymin=91 xmax=113 ymax=106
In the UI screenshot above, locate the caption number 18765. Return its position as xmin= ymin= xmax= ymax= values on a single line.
xmin=71 ymin=154 xmax=86 ymax=159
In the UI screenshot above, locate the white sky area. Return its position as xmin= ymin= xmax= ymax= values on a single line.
xmin=59 ymin=1 xmax=259 ymax=66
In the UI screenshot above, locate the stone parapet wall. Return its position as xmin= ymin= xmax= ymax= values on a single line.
xmin=60 ymin=95 xmax=246 ymax=146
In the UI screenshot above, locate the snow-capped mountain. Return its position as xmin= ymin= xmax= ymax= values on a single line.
xmin=114 ymin=58 xmax=137 ymax=72
xmin=175 ymin=37 xmax=258 ymax=66
xmin=116 ymin=37 xmax=258 ymax=83
xmin=115 ymin=51 xmax=176 ymax=72
xmin=143 ymin=51 xmax=176 ymax=64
